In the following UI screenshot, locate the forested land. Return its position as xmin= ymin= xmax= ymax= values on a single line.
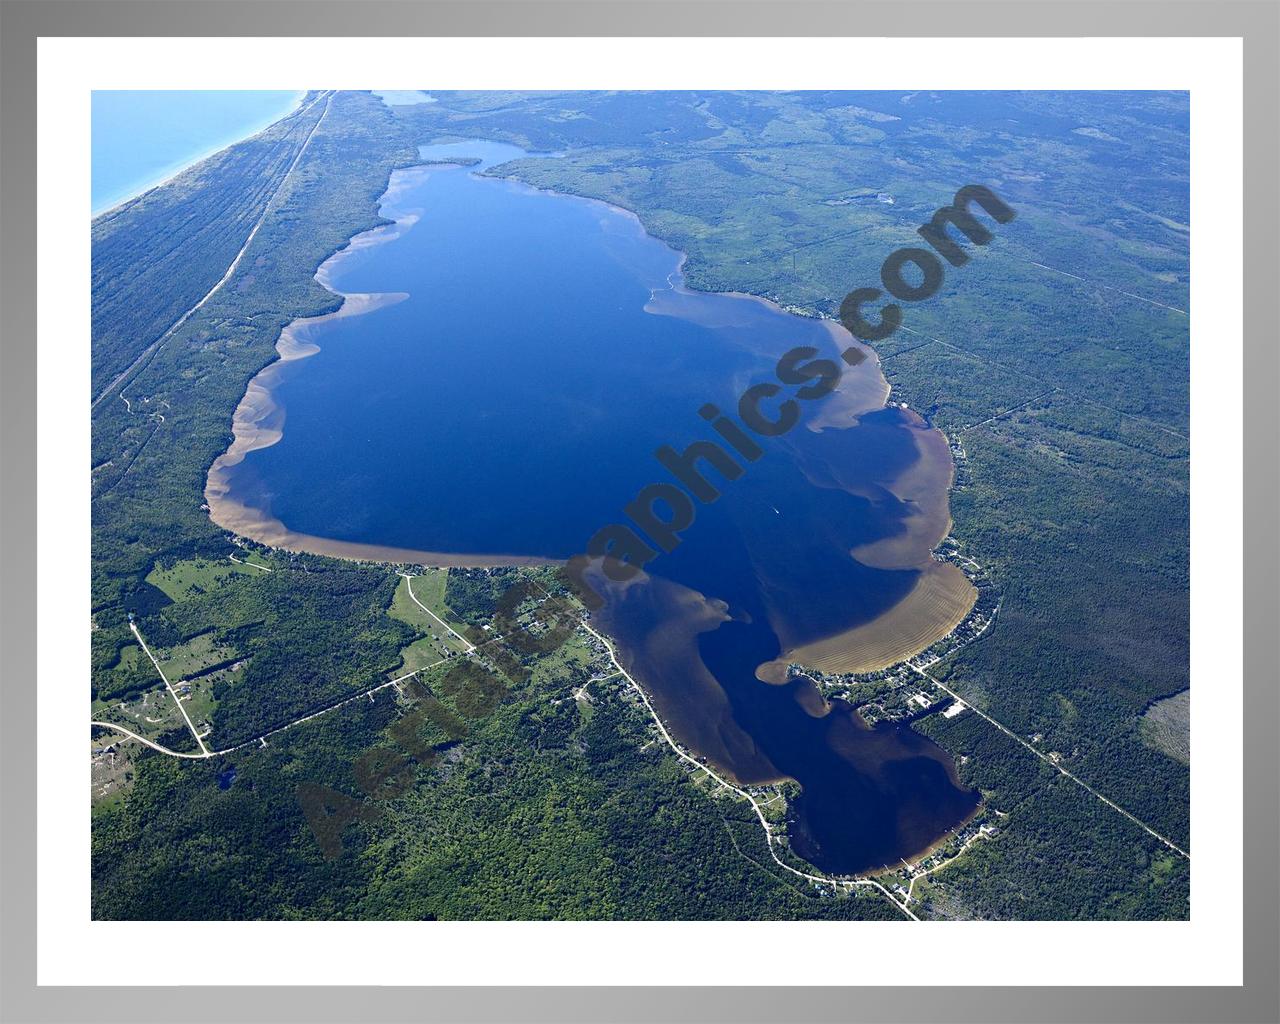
xmin=93 ymin=565 xmax=903 ymax=921
xmin=91 ymin=91 xmax=1191 ymax=920
xmin=90 ymin=90 xmax=421 ymax=716
xmin=91 ymin=92 xmax=329 ymax=400
xmin=89 ymin=90 xmax=903 ymax=921
xmin=385 ymin=90 xmax=1191 ymax=916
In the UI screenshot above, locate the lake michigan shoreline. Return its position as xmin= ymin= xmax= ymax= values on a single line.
xmin=92 ymin=90 xmax=310 ymax=221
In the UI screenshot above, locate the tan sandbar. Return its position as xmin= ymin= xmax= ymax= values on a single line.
xmin=759 ymin=561 xmax=976 ymax=681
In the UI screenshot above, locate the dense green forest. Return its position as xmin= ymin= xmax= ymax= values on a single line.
xmin=90 ymin=92 xmax=331 ymax=402
xmin=91 ymin=91 xmax=1189 ymax=920
xmin=91 ymin=91 xmax=421 ymax=706
xmin=93 ymin=565 xmax=902 ymax=921
xmin=384 ymin=90 xmax=1190 ymax=915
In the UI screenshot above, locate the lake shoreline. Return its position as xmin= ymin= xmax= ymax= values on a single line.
xmin=206 ymin=141 xmax=962 ymax=564
xmin=205 ymin=131 xmax=976 ymax=678
xmin=203 ymin=142 xmax=982 ymax=874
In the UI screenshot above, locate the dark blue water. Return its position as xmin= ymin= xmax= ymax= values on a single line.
xmin=223 ymin=141 xmax=977 ymax=874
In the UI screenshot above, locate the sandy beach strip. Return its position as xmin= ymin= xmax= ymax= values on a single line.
xmin=204 ymin=162 xmax=465 ymax=567
xmin=757 ymin=561 xmax=977 ymax=682
xmin=205 ymin=151 xmax=974 ymax=681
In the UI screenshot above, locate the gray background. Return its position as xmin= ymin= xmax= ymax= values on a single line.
xmin=1 ymin=1 xmax=1276 ymax=1022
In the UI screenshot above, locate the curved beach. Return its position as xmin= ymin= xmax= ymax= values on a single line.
xmin=203 ymin=141 xmax=981 ymax=873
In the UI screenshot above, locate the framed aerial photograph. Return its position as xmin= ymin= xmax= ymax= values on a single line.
xmin=4 ymin=3 xmax=1276 ymax=1023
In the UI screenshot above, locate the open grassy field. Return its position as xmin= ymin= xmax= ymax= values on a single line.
xmin=157 ymin=629 xmax=239 ymax=681
xmin=1139 ymin=690 xmax=1190 ymax=765
xmin=174 ymin=671 xmax=223 ymax=734
xmin=395 ymin=635 xmax=447 ymax=675
xmin=92 ymin=685 xmax=183 ymax=740
xmin=145 ymin=556 xmax=259 ymax=602
xmin=91 ymin=735 xmax=140 ymax=814
xmin=388 ymin=571 xmax=472 ymax=657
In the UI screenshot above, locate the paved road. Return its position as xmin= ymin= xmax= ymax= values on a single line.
xmin=908 ymin=659 xmax=1190 ymax=860
xmin=90 ymin=720 xmax=207 ymax=759
xmin=94 ymin=665 xmax=430 ymax=761
xmin=580 ymin=619 xmax=919 ymax=921
xmin=91 ymin=91 xmax=334 ymax=411
xmin=399 ymin=573 xmax=475 ymax=652
xmin=130 ymin=621 xmax=209 ymax=755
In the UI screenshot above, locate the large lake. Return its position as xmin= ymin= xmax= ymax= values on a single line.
xmin=208 ymin=141 xmax=980 ymax=874
xmin=91 ymin=90 xmax=304 ymax=215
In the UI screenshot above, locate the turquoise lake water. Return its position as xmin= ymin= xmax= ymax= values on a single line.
xmin=91 ymin=90 xmax=304 ymax=215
